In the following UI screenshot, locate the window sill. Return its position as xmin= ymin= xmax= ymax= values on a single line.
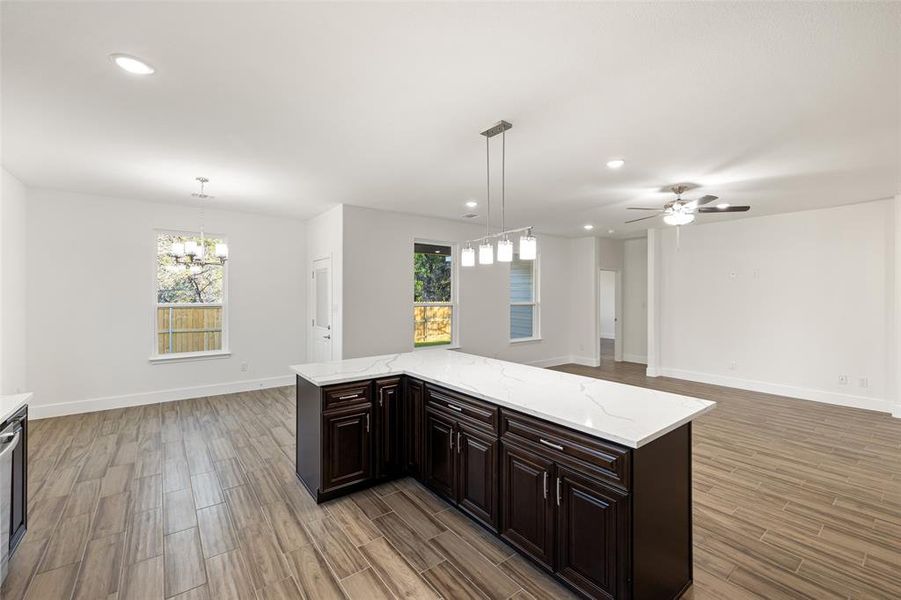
xmin=510 ymin=337 xmax=542 ymax=344
xmin=413 ymin=344 xmax=461 ymax=352
xmin=149 ymin=350 xmax=231 ymax=364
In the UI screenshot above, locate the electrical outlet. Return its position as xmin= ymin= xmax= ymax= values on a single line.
xmin=838 ymin=375 xmax=848 ymax=385
xmin=729 ymin=272 xmax=737 ymax=279
xmin=859 ymin=377 xmax=869 ymax=389
xmin=729 ymin=361 xmax=737 ymax=370
xmin=241 ymin=361 xmax=249 ymax=372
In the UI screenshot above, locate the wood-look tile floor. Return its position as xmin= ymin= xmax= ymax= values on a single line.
xmin=4 ymin=350 xmax=901 ymax=599
xmin=0 ymin=388 xmax=577 ymax=600
xmin=556 ymin=340 xmax=901 ymax=599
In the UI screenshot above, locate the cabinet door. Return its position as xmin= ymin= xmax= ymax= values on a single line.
xmin=375 ymin=379 xmax=403 ymax=479
xmin=556 ymin=466 xmax=629 ymax=600
xmin=404 ymin=379 xmax=424 ymax=477
xmin=321 ymin=405 xmax=372 ymax=493
xmin=500 ymin=441 xmax=555 ymax=570
xmin=423 ymin=408 xmax=456 ymax=500
xmin=456 ymin=424 xmax=498 ymax=531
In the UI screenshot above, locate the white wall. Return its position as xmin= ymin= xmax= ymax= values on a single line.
xmin=306 ymin=205 xmax=343 ymax=360
xmin=340 ymin=205 xmax=595 ymax=366
xmin=26 ymin=189 xmax=306 ymax=417
xmin=0 ymin=168 xmax=28 ymax=394
xmin=568 ymin=237 xmax=599 ymax=366
xmin=622 ymin=238 xmax=648 ymax=363
xmin=656 ymin=200 xmax=893 ymax=412
xmin=598 ymin=270 xmax=616 ymax=339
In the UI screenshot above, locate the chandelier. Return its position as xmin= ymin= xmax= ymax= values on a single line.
xmin=168 ymin=177 xmax=229 ymax=266
xmin=461 ymin=120 xmax=535 ymax=267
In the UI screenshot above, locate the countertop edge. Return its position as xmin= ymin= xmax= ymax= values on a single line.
xmin=0 ymin=392 xmax=32 ymax=425
xmin=290 ymin=365 xmax=713 ymax=449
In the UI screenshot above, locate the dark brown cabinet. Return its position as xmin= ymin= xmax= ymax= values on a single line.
xmin=321 ymin=403 xmax=372 ymax=493
xmin=556 ymin=466 xmax=629 ymax=600
xmin=404 ymin=378 xmax=424 ymax=477
xmin=424 ymin=407 xmax=456 ymax=499
xmin=500 ymin=440 xmax=555 ymax=569
xmin=2 ymin=406 xmax=27 ymax=556
xmin=297 ymin=374 xmax=692 ymax=600
xmin=375 ymin=378 xmax=403 ymax=478
xmin=456 ymin=422 xmax=498 ymax=529
xmin=423 ymin=405 xmax=499 ymax=530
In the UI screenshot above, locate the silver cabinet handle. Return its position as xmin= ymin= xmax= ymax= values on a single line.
xmin=338 ymin=394 xmax=359 ymax=400
xmin=456 ymin=432 xmax=461 ymax=454
xmin=365 ymin=413 xmax=370 ymax=433
xmin=543 ymin=471 xmax=548 ymax=499
xmin=0 ymin=430 xmax=20 ymax=460
xmin=446 ymin=404 xmax=463 ymax=412
xmin=449 ymin=432 xmax=453 ymax=450
xmin=556 ymin=476 xmax=562 ymax=506
xmin=378 ymin=395 xmax=383 ymax=407
xmin=539 ymin=438 xmax=564 ymax=451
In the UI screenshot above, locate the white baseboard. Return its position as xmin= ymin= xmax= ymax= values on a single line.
xmin=29 ymin=375 xmax=295 ymax=420
xmin=569 ymin=355 xmax=601 ymax=367
xmin=658 ymin=367 xmax=893 ymax=414
xmin=622 ymin=353 xmax=647 ymax=365
xmin=526 ymin=355 xmax=600 ymax=368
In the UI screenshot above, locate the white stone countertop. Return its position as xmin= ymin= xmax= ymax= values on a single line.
xmin=290 ymin=350 xmax=714 ymax=448
xmin=0 ymin=392 xmax=31 ymax=425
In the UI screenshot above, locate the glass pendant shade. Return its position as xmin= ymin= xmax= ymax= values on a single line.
xmin=478 ymin=242 xmax=494 ymax=265
xmin=215 ymin=243 xmax=229 ymax=259
xmin=171 ymin=242 xmax=185 ymax=257
xmin=497 ymin=238 xmax=513 ymax=262
xmin=519 ymin=233 xmax=537 ymax=260
xmin=461 ymin=245 xmax=475 ymax=267
xmin=663 ymin=212 xmax=695 ymax=226
xmin=184 ymin=240 xmax=198 ymax=257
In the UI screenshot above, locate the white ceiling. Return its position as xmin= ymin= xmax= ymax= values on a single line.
xmin=2 ymin=2 xmax=899 ymax=237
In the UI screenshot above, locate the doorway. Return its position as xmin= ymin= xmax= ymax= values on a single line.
xmin=310 ymin=256 xmax=333 ymax=362
xmin=598 ymin=269 xmax=622 ymax=364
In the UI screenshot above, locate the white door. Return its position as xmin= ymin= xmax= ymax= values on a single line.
xmin=311 ymin=257 xmax=333 ymax=362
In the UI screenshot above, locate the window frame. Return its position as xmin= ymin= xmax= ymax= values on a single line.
xmin=150 ymin=228 xmax=231 ymax=363
xmin=509 ymin=244 xmax=541 ymax=343
xmin=412 ymin=238 xmax=459 ymax=350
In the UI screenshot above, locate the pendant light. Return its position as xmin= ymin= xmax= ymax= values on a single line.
xmin=462 ymin=120 xmax=535 ymax=267
xmin=168 ymin=177 xmax=229 ymax=266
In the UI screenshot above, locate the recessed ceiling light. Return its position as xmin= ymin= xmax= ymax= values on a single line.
xmin=110 ymin=53 xmax=155 ymax=75
xmin=716 ymin=203 xmax=730 ymax=209
xmin=583 ymin=224 xmax=594 ymax=231
xmin=606 ymin=159 xmax=625 ymax=169
xmin=607 ymin=229 xmax=615 ymax=235
xmin=465 ymin=200 xmax=478 ymax=208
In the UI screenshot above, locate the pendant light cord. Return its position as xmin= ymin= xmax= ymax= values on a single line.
xmin=485 ymin=134 xmax=491 ymax=241
xmin=501 ymin=128 xmax=505 ymax=235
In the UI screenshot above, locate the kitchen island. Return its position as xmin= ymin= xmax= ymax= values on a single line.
xmin=291 ymin=350 xmax=714 ymax=600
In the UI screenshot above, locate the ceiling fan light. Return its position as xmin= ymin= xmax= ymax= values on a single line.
xmin=478 ymin=242 xmax=494 ymax=265
xmin=663 ymin=212 xmax=695 ymax=226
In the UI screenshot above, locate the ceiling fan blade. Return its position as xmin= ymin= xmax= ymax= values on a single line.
xmin=698 ymin=205 xmax=750 ymax=213
xmin=626 ymin=207 xmax=663 ymax=210
xmin=695 ymin=195 xmax=718 ymax=206
xmin=625 ymin=213 xmax=661 ymax=224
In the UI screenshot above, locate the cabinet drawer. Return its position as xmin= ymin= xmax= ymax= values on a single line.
xmin=323 ymin=382 xmax=371 ymax=410
xmin=425 ymin=384 xmax=498 ymax=434
xmin=502 ymin=411 xmax=630 ymax=490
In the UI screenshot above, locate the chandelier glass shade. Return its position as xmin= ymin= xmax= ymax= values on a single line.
xmin=168 ymin=177 xmax=229 ymax=267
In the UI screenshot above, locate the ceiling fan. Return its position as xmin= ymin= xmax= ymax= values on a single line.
xmin=626 ymin=185 xmax=750 ymax=225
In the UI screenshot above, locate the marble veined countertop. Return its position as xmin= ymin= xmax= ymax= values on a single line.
xmin=290 ymin=350 xmax=714 ymax=448
xmin=0 ymin=392 xmax=31 ymax=425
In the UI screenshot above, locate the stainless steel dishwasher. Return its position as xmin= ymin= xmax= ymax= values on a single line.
xmin=0 ymin=422 xmax=21 ymax=586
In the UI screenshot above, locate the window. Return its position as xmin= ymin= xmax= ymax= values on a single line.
xmin=154 ymin=232 xmax=227 ymax=358
xmin=510 ymin=250 xmax=539 ymax=340
xmin=413 ymin=242 xmax=456 ymax=348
